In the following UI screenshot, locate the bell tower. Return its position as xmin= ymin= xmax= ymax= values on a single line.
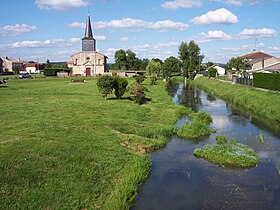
xmin=82 ymin=14 xmax=96 ymax=51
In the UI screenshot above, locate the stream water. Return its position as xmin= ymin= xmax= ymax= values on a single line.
xmin=131 ymin=82 xmax=280 ymax=210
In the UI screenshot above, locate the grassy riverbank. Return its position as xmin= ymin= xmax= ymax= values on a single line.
xmin=192 ymin=77 xmax=280 ymax=122
xmin=0 ymin=78 xmax=182 ymax=209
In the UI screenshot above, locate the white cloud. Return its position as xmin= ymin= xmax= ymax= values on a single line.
xmin=35 ymin=0 xmax=88 ymax=10
xmin=210 ymin=0 xmax=243 ymax=6
xmin=200 ymin=30 xmax=232 ymax=40
xmin=69 ymin=38 xmax=81 ymax=43
xmin=120 ymin=37 xmax=129 ymax=41
xmin=0 ymin=24 xmax=37 ymax=36
xmin=239 ymin=28 xmax=277 ymax=38
xmin=67 ymin=22 xmax=85 ymax=28
xmin=94 ymin=35 xmax=106 ymax=40
xmin=190 ymin=8 xmax=238 ymax=26
xmin=161 ymin=0 xmax=202 ymax=10
xmin=94 ymin=18 xmax=188 ymax=31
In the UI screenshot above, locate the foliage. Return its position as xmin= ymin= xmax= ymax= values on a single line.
xmin=114 ymin=49 xmax=148 ymax=70
xmin=113 ymin=76 xmax=128 ymax=99
xmin=146 ymin=60 xmax=161 ymax=77
xmin=151 ymin=58 xmax=163 ymax=65
xmin=257 ymin=131 xmax=267 ymax=143
xmin=253 ymin=72 xmax=280 ymax=91
xmin=177 ymin=122 xmax=213 ymax=139
xmin=46 ymin=59 xmax=51 ymax=68
xmin=215 ymin=135 xmax=228 ymax=144
xmin=194 ymin=143 xmax=259 ymax=167
xmin=97 ymin=75 xmax=115 ymax=99
xmin=162 ymin=56 xmax=181 ymax=78
xmin=129 ymin=82 xmax=146 ymax=104
xmin=192 ymin=77 xmax=280 ymax=122
xmin=230 ymin=138 xmax=238 ymax=145
xmin=12 ymin=65 xmax=21 ymax=74
xmin=43 ymin=68 xmax=71 ymax=76
xmin=191 ymin=111 xmax=213 ymax=125
xmin=276 ymin=163 xmax=280 ymax=176
xmin=225 ymin=57 xmax=247 ymax=74
xmin=208 ymin=67 xmax=217 ymax=78
xmin=134 ymin=75 xmax=145 ymax=84
xmin=178 ymin=40 xmax=203 ymax=79
xmin=150 ymin=76 xmax=157 ymax=85
xmin=0 ymin=78 xmax=184 ymax=209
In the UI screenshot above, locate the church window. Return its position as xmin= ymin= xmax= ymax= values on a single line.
xmin=98 ymin=59 xmax=101 ymax=65
xmin=86 ymin=56 xmax=90 ymax=61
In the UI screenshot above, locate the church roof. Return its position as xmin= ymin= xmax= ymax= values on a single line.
xmin=84 ymin=15 xmax=93 ymax=39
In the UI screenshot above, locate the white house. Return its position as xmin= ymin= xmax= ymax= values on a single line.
xmin=207 ymin=64 xmax=226 ymax=76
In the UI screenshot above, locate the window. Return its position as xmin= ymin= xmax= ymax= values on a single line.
xmin=98 ymin=59 xmax=101 ymax=65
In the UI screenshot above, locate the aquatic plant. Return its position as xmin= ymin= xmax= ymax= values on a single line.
xmin=194 ymin=143 xmax=259 ymax=167
xmin=177 ymin=122 xmax=213 ymax=139
xmin=276 ymin=163 xmax=280 ymax=176
xmin=215 ymin=135 xmax=228 ymax=144
xmin=257 ymin=131 xmax=267 ymax=143
xmin=191 ymin=111 xmax=213 ymax=125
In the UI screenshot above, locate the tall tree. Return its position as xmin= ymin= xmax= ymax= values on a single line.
xmin=114 ymin=49 xmax=127 ymax=70
xmin=140 ymin=58 xmax=149 ymax=70
xmin=146 ymin=60 xmax=161 ymax=76
xmin=162 ymin=56 xmax=181 ymax=78
xmin=178 ymin=40 xmax=202 ymax=78
xmin=226 ymin=57 xmax=247 ymax=75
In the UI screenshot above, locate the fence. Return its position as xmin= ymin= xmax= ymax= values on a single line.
xmin=236 ymin=77 xmax=253 ymax=86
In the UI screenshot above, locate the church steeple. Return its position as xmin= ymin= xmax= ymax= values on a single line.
xmin=84 ymin=15 xmax=93 ymax=38
xmin=82 ymin=14 xmax=96 ymax=51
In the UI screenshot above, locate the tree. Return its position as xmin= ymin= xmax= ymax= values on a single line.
xmin=146 ymin=60 xmax=161 ymax=76
xmin=226 ymin=57 xmax=247 ymax=75
xmin=130 ymin=82 xmax=146 ymax=105
xmin=151 ymin=58 xmax=163 ymax=65
xmin=208 ymin=67 xmax=217 ymax=78
xmin=46 ymin=59 xmax=51 ymax=68
xmin=115 ymin=49 xmax=127 ymax=70
xmin=140 ymin=58 xmax=149 ymax=70
xmin=178 ymin=40 xmax=202 ymax=79
xmin=162 ymin=56 xmax=181 ymax=78
xmin=113 ymin=76 xmax=128 ymax=99
xmin=126 ymin=49 xmax=138 ymax=70
xmin=12 ymin=65 xmax=20 ymax=74
xmin=134 ymin=75 xmax=145 ymax=84
xmin=97 ymin=75 xmax=115 ymax=99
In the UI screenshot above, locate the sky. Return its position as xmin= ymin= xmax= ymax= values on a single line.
xmin=0 ymin=0 xmax=280 ymax=64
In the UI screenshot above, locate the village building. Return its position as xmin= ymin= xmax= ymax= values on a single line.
xmin=1 ymin=57 xmax=24 ymax=73
xmin=71 ymin=15 xmax=107 ymax=76
xmin=24 ymin=62 xmax=43 ymax=74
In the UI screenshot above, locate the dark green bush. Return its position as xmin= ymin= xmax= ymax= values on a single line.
xmin=134 ymin=75 xmax=145 ymax=84
xmin=215 ymin=135 xmax=228 ymax=144
xmin=97 ymin=75 xmax=115 ymax=99
xmin=113 ymin=76 xmax=128 ymax=99
xmin=253 ymin=72 xmax=280 ymax=91
xmin=44 ymin=68 xmax=72 ymax=76
xmin=208 ymin=67 xmax=217 ymax=78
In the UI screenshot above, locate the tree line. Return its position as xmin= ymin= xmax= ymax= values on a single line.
xmin=110 ymin=40 xmax=204 ymax=79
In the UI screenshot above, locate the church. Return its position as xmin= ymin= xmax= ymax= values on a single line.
xmin=71 ymin=15 xmax=107 ymax=76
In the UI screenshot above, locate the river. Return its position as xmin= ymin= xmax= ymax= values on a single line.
xmin=131 ymin=81 xmax=280 ymax=210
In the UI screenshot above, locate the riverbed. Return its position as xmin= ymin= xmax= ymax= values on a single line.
xmin=131 ymin=82 xmax=280 ymax=210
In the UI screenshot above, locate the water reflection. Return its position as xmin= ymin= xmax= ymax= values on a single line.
xmin=132 ymin=81 xmax=280 ymax=210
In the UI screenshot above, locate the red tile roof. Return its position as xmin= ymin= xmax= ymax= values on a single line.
xmin=239 ymin=51 xmax=273 ymax=60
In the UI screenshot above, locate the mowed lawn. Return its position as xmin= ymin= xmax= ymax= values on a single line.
xmin=0 ymin=78 xmax=182 ymax=209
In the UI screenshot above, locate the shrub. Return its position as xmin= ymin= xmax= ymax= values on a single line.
xmin=134 ymin=75 xmax=145 ymax=84
xmin=150 ymin=76 xmax=157 ymax=85
xmin=177 ymin=122 xmax=213 ymax=139
xmin=215 ymin=135 xmax=228 ymax=144
xmin=97 ymin=75 xmax=115 ymax=99
xmin=208 ymin=67 xmax=217 ymax=78
xmin=193 ymin=111 xmax=213 ymax=125
xmin=113 ymin=76 xmax=128 ymax=99
xmin=230 ymin=138 xmax=238 ymax=145
xmin=253 ymin=72 xmax=280 ymax=91
xmin=130 ymin=82 xmax=146 ymax=104
xmin=44 ymin=68 xmax=72 ymax=76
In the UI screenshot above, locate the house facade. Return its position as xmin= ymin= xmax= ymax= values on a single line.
xmin=0 ymin=58 xmax=3 ymax=72
xmin=240 ymin=51 xmax=280 ymax=74
xmin=71 ymin=15 xmax=107 ymax=76
xmin=1 ymin=57 xmax=24 ymax=73
xmin=24 ymin=62 xmax=43 ymax=73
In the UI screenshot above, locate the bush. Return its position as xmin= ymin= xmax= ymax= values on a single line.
xmin=177 ymin=122 xmax=213 ymax=139
xmin=192 ymin=111 xmax=213 ymax=125
xmin=134 ymin=75 xmax=145 ymax=84
xmin=253 ymin=72 xmax=280 ymax=91
xmin=130 ymin=82 xmax=146 ymax=104
xmin=215 ymin=135 xmax=228 ymax=144
xmin=97 ymin=75 xmax=115 ymax=99
xmin=113 ymin=76 xmax=128 ymax=99
xmin=150 ymin=76 xmax=157 ymax=85
xmin=44 ymin=68 xmax=72 ymax=76
xmin=208 ymin=67 xmax=217 ymax=78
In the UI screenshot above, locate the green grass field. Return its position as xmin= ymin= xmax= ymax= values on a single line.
xmin=0 ymin=78 xmax=182 ymax=209
xmin=192 ymin=77 xmax=280 ymax=122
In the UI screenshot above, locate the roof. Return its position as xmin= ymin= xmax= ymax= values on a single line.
xmin=67 ymin=61 xmax=73 ymax=64
xmin=25 ymin=63 xmax=37 ymax=67
xmin=239 ymin=51 xmax=273 ymax=60
xmin=84 ymin=15 xmax=93 ymax=39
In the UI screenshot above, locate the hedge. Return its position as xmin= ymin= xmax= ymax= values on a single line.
xmin=44 ymin=68 xmax=72 ymax=76
xmin=253 ymin=72 xmax=280 ymax=91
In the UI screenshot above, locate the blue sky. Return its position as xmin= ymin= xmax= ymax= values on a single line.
xmin=0 ymin=0 xmax=279 ymax=63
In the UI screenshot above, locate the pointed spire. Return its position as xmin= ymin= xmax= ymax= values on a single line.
xmin=84 ymin=15 xmax=93 ymax=38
